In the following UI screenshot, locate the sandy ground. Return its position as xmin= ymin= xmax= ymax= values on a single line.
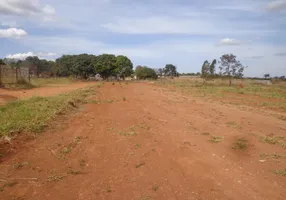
xmin=1 ymin=82 xmax=286 ymax=200
xmin=0 ymin=82 xmax=94 ymax=106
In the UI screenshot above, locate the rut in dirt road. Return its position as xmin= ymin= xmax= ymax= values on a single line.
xmin=1 ymin=82 xmax=286 ymax=200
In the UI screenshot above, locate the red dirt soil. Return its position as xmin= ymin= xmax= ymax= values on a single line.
xmin=0 ymin=82 xmax=94 ymax=106
xmin=1 ymin=82 xmax=286 ymax=200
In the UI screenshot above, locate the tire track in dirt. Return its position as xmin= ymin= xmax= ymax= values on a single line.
xmin=1 ymin=82 xmax=286 ymax=200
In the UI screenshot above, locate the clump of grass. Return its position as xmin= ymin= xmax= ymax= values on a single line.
xmin=209 ymin=136 xmax=223 ymax=143
xmin=79 ymin=159 xmax=86 ymax=167
xmin=232 ymin=138 xmax=248 ymax=150
xmin=106 ymin=186 xmax=112 ymax=193
xmin=68 ymin=169 xmax=83 ymax=175
xmin=273 ymin=169 xmax=286 ymax=176
xmin=260 ymin=135 xmax=285 ymax=145
xmin=226 ymin=121 xmax=242 ymax=129
xmin=135 ymin=144 xmax=141 ymax=149
xmin=13 ymin=162 xmax=29 ymax=169
xmin=103 ymin=99 xmax=114 ymax=103
xmin=119 ymin=131 xmax=137 ymax=136
xmin=140 ymin=194 xmax=152 ymax=200
xmin=260 ymin=153 xmax=285 ymax=159
xmin=201 ymin=132 xmax=210 ymax=136
xmin=0 ymin=181 xmax=17 ymax=192
xmin=152 ymin=185 xmax=159 ymax=191
xmin=0 ymin=86 xmax=96 ymax=137
xmin=278 ymin=115 xmax=286 ymax=121
xmin=61 ymin=147 xmax=71 ymax=154
xmin=136 ymin=161 xmax=145 ymax=168
xmin=123 ymin=97 xmax=126 ymax=101
xmin=47 ymin=175 xmax=65 ymax=182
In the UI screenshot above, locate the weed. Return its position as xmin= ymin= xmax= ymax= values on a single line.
xmin=260 ymin=153 xmax=285 ymax=159
xmin=106 ymin=186 xmax=112 ymax=193
xmin=47 ymin=175 xmax=65 ymax=182
xmin=0 ymin=181 xmax=17 ymax=192
xmin=136 ymin=162 xmax=146 ymax=168
xmin=79 ymin=159 xmax=86 ymax=167
xmin=140 ymin=194 xmax=152 ymax=200
xmin=201 ymin=132 xmax=210 ymax=136
xmin=61 ymin=147 xmax=71 ymax=154
xmin=273 ymin=169 xmax=286 ymax=176
xmin=260 ymin=135 xmax=285 ymax=145
xmin=103 ymin=99 xmax=114 ymax=103
xmin=135 ymin=144 xmax=141 ymax=149
xmin=68 ymin=169 xmax=82 ymax=175
xmin=209 ymin=136 xmax=223 ymax=143
xmin=13 ymin=162 xmax=29 ymax=169
xmin=232 ymin=138 xmax=248 ymax=150
xmin=152 ymin=185 xmax=159 ymax=191
xmin=226 ymin=121 xmax=242 ymax=129
xmin=123 ymin=97 xmax=126 ymax=101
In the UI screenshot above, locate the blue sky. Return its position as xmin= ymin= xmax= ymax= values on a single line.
xmin=0 ymin=0 xmax=286 ymax=77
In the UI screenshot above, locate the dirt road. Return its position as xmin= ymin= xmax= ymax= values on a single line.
xmin=1 ymin=82 xmax=286 ymax=199
xmin=0 ymin=82 xmax=94 ymax=105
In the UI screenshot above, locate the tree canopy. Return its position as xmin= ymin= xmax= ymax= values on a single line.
xmin=135 ymin=66 xmax=158 ymax=80
xmin=219 ymin=54 xmax=246 ymax=86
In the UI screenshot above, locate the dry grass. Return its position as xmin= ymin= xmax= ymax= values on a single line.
xmin=156 ymin=78 xmax=286 ymax=111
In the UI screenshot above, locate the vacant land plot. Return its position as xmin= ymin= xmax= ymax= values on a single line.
xmin=0 ymin=81 xmax=94 ymax=106
xmin=1 ymin=82 xmax=286 ymax=200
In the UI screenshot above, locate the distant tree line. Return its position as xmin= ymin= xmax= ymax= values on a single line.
xmin=1 ymin=54 xmax=134 ymax=80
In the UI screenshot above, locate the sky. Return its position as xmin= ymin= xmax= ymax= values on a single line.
xmin=0 ymin=0 xmax=286 ymax=77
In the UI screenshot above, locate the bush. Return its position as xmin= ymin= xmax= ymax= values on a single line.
xmin=135 ymin=66 xmax=158 ymax=80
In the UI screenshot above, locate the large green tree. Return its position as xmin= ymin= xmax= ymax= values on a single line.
xmin=164 ymin=64 xmax=178 ymax=77
xmin=94 ymin=54 xmax=117 ymax=79
xmin=115 ymin=55 xmax=133 ymax=80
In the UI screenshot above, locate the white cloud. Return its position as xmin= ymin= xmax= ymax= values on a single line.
xmin=219 ymin=38 xmax=242 ymax=46
xmin=266 ymin=0 xmax=286 ymax=11
xmin=0 ymin=0 xmax=56 ymax=16
xmin=0 ymin=28 xmax=27 ymax=38
xmin=6 ymin=52 xmax=57 ymax=60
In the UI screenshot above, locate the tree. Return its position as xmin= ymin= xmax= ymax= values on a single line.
xmin=201 ymin=60 xmax=210 ymax=83
xmin=135 ymin=66 xmax=158 ymax=80
xmin=0 ymin=59 xmax=5 ymax=65
xmin=94 ymin=54 xmax=117 ymax=79
xmin=209 ymin=59 xmax=216 ymax=75
xmin=264 ymin=74 xmax=270 ymax=79
xmin=219 ymin=54 xmax=246 ymax=86
xmin=164 ymin=64 xmax=178 ymax=78
xmin=115 ymin=55 xmax=133 ymax=80
xmin=158 ymin=68 xmax=164 ymax=78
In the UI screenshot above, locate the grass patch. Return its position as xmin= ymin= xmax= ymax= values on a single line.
xmin=273 ymin=169 xmax=286 ymax=176
xmin=47 ymin=175 xmax=65 ymax=182
xmin=260 ymin=153 xmax=286 ymax=159
xmin=209 ymin=136 xmax=223 ymax=143
xmin=106 ymin=186 xmax=112 ymax=193
xmin=152 ymin=185 xmax=159 ymax=191
xmin=123 ymin=97 xmax=126 ymax=101
xmin=232 ymin=138 xmax=248 ymax=150
xmin=13 ymin=162 xmax=29 ymax=169
xmin=226 ymin=121 xmax=242 ymax=129
xmin=0 ymin=86 xmax=96 ymax=137
xmin=136 ymin=161 xmax=146 ymax=168
xmin=201 ymin=132 xmax=210 ymax=136
xmin=79 ymin=159 xmax=86 ymax=167
xmin=0 ymin=181 xmax=17 ymax=192
xmin=134 ymin=144 xmax=141 ymax=149
xmin=260 ymin=135 xmax=285 ymax=145
xmin=68 ymin=169 xmax=83 ymax=175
